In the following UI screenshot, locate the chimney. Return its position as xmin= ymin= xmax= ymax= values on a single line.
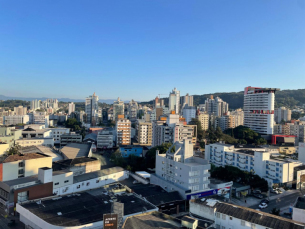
xmin=38 ymin=167 xmax=53 ymax=184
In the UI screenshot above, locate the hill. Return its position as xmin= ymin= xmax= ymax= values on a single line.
xmin=140 ymin=89 xmax=305 ymax=110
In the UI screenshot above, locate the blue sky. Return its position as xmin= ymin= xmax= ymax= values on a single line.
xmin=0 ymin=0 xmax=304 ymax=101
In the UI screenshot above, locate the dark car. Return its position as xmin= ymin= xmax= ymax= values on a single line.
xmin=253 ymin=193 xmax=264 ymax=199
xmin=260 ymin=199 xmax=269 ymax=204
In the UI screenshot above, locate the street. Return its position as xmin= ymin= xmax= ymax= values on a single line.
xmin=249 ymin=191 xmax=303 ymax=215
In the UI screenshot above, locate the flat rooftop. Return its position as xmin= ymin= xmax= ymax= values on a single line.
xmin=235 ymin=149 xmax=255 ymax=156
xmin=19 ymin=188 xmax=156 ymax=227
xmin=52 ymin=157 xmax=98 ymax=171
xmin=60 ymin=143 xmax=91 ymax=159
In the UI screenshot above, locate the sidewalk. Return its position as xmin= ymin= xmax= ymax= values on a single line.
xmin=268 ymin=189 xmax=300 ymax=201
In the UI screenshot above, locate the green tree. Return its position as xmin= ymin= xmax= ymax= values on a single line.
xmin=6 ymin=144 xmax=22 ymax=156
xmin=189 ymin=118 xmax=204 ymax=141
xmin=144 ymin=143 xmax=173 ymax=169
xmin=65 ymin=118 xmax=82 ymax=131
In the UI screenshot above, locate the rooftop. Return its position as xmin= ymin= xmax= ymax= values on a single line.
xmin=122 ymin=211 xmax=182 ymax=229
xmin=20 ymin=145 xmax=62 ymax=162
xmin=3 ymin=175 xmax=39 ymax=188
xmin=52 ymin=157 xmax=98 ymax=171
xmin=191 ymin=199 xmax=305 ymax=229
xmin=60 ymin=143 xmax=91 ymax=159
xmin=294 ymin=165 xmax=305 ymax=171
xmin=0 ymin=152 xmax=50 ymax=163
xmin=73 ymin=167 xmax=124 ymax=184
xmin=18 ymin=187 xmax=156 ymax=227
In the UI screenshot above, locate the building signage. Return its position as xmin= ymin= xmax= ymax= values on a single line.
xmin=186 ymin=187 xmax=231 ymax=200
xmin=103 ymin=213 xmax=118 ymax=229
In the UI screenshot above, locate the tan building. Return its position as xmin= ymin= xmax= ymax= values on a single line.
xmin=0 ymin=142 xmax=9 ymax=155
xmin=136 ymin=120 xmax=152 ymax=146
xmin=13 ymin=106 xmax=27 ymax=116
xmin=116 ymin=118 xmax=131 ymax=146
xmin=198 ymin=113 xmax=209 ymax=131
xmin=0 ymin=126 xmax=22 ymax=147
xmin=0 ymin=152 xmax=52 ymax=181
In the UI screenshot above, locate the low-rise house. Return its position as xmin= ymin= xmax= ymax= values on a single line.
xmin=60 ymin=133 xmax=82 ymax=146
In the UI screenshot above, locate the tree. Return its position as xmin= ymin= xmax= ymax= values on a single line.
xmin=6 ymin=144 xmax=21 ymax=156
xmin=144 ymin=143 xmax=173 ymax=169
xmin=189 ymin=118 xmax=204 ymax=141
xmin=65 ymin=118 xmax=82 ymax=131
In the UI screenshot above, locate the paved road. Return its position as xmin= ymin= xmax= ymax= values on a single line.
xmin=249 ymin=191 xmax=302 ymax=214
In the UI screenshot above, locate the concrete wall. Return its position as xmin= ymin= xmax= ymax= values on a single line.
xmin=16 ymin=138 xmax=54 ymax=147
xmin=53 ymin=172 xmax=74 ymax=189
xmin=2 ymin=161 xmax=19 ymax=181
xmin=0 ymin=143 xmax=9 ymax=155
xmin=293 ymin=207 xmax=305 ymax=224
xmin=189 ymin=200 xmax=215 ymax=221
xmin=24 ymin=157 xmax=53 ymax=177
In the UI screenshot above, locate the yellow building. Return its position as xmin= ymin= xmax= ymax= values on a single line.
xmin=0 ymin=142 xmax=9 ymax=155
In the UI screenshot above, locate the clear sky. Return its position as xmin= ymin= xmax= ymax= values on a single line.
xmin=0 ymin=0 xmax=304 ymax=101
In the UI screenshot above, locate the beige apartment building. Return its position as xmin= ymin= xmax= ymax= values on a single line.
xmin=135 ymin=120 xmax=152 ymax=146
xmin=116 ymin=118 xmax=131 ymax=146
xmin=198 ymin=113 xmax=209 ymax=131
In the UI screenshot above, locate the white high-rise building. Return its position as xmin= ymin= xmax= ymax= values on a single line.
xmin=14 ymin=106 xmax=27 ymax=115
xmin=30 ymin=100 xmax=41 ymax=111
xmin=85 ymin=92 xmax=99 ymax=124
xmin=181 ymin=93 xmax=193 ymax=109
xmin=169 ymin=88 xmax=180 ymax=114
xmin=151 ymin=139 xmax=211 ymax=199
xmin=182 ymin=105 xmax=196 ymax=124
xmin=113 ymin=97 xmax=125 ymax=121
xmin=205 ymin=95 xmax=228 ymax=117
xmin=243 ymin=87 xmax=280 ymax=135
xmin=274 ymin=107 xmax=292 ymax=123
xmin=68 ymin=102 xmax=75 ymax=115
xmin=127 ymin=99 xmax=138 ymax=120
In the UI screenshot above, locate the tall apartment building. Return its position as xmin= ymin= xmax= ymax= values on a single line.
xmin=85 ymin=92 xmax=99 ymax=124
xmin=113 ymin=97 xmax=124 ymax=121
xmin=135 ymin=120 xmax=152 ymax=146
xmin=30 ymin=100 xmax=41 ymax=111
xmin=115 ymin=118 xmax=131 ymax=146
xmin=205 ymin=95 xmax=228 ymax=117
xmin=182 ymin=105 xmax=196 ymax=124
xmin=243 ymin=87 xmax=279 ymax=135
xmin=230 ymin=109 xmax=244 ymax=126
xmin=68 ymin=102 xmax=75 ymax=115
xmin=33 ymin=111 xmax=49 ymax=128
xmin=14 ymin=106 xmax=27 ymax=115
xmin=4 ymin=115 xmax=30 ymax=125
xmin=198 ymin=113 xmax=209 ymax=131
xmin=205 ymin=143 xmax=302 ymax=186
xmin=127 ymin=99 xmax=138 ymax=120
xmin=274 ymin=107 xmax=292 ymax=123
xmin=168 ymin=88 xmax=180 ymax=114
xmin=151 ymin=140 xmax=211 ymax=199
xmin=216 ymin=115 xmax=236 ymax=131
xmin=43 ymin=99 xmax=58 ymax=110
xmin=181 ymin=93 xmax=194 ymax=108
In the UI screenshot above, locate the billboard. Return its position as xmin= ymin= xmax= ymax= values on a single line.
xmin=103 ymin=213 xmax=118 ymax=229
xmin=186 ymin=187 xmax=231 ymax=200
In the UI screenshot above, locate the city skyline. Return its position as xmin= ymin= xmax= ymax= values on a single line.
xmin=1 ymin=1 xmax=304 ymax=100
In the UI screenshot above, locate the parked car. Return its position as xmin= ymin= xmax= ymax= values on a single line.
xmin=253 ymin=189 xmax=262 ymax=194
xmin=260 ymin=199 xmax=269 ymax=205
xmin=253 ymin=193 xmax=264 ymax=199
xmin=271 ymin=188 xmax=279 ymax=194
xmin=259 ymin=202 xmax=268 ymax=209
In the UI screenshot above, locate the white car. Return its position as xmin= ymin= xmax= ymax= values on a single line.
xmin=259 ymin=203 xmax=268 ymax=209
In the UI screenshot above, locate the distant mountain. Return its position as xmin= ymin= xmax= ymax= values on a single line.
xmin=140 ymin=89 xmax=305 ymax=110
xmin=0 ymin=95 xmax=119 ymax=104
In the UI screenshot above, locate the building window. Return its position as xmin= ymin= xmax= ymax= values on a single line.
xmin=64 ymin=180 xmax=69 ymax=183
xmin=216 ymin=212 xmax=220 ymax=218
xmin=77 ymin=185 xmax=80 ymax=189
xmin=96 ymin=180 xmax=100 ymax=183
xmin=216 ymin=225 xmax=220 ymax=229
xmin=54 ymin=182 xmax=59 ymax=185
xmin=222 ymin=214 xmax=226 ymax=220
xmin=86 ymin=182 xmax=90 ymax=186
xmin=222 ymin=226 xmax=225 ymax=229
xmin=241 ymin=220 xmax=245 ymax=226
xmin=19 ymin=162 xmax=24 ymax=167
xmin=251 ymin=224 xmax=256 ymax=229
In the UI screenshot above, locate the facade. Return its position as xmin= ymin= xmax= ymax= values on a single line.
xmin=135 ymin=120 xmax=152 ymax=146
xmin=30 ymin=100 xmax=41 ymax=111
xmin=127 ymin=99 xmax=138 ymax=120
xmin=169 ymin=88 xmax=180 ymax=114
xmin=181 ymin=93 xmax=193 ymax=108
xmin=3 ymin=115 xmax=30 ymax=125
xmin=97 ymin=130 xmax=114 ymax=148
xmin=113 ymin=97 xmax=125 ymax=121
xmin=216 ymin=115 xmax=236 ymax=131
xmin=68 ymin=102 xmax=75 ymax=115
xmin=0 ymin=152 xmax=52 ymax=181
xmin=116 ymin=118 xmax=131 ymax=146
xmin=274 ymin=107 xmax=291 ymax=123
xmin=47 ymin=127 xmax=70 ymax=144
xmin=243 ymin=87 xmax=279 ymax=135
xmin=230 ymin=108 xmax=244 ymax=127
xmin=22 ymin=128 xmax=52 ymax=139
xmin=206 ymin=143 xmax=302 ymax=186
xmin=151 ymin=140 xmax=211 ymax=199
xmin=182 ymin=106 xmax=196 ymax=124
xmin=205 ymin=95 xmax=229 ymax=117
xmin=198 ymin=113 xmax=209 ymax=131
xmin=0 ymin=142 xmax=9 ymax=155
xmin=60 ymin=133 xmax=82 ymax=146
xmin=0 ymin=126 xmax=22 ymax=147
xmin=13 ymin=106 xmax=27 ymax=115
xmin=16 ymin=138 xmax=54 ymax=147
xmin=120 ymin=146 xmax=143 ymax=157
xmin=33 ymin=111 xmax=49 ymax=127
xmin=85 ymin=92 xmax=99 ymax=124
